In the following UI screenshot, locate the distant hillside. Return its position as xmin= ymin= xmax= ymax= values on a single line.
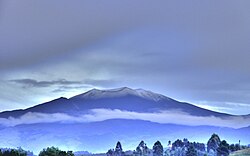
xmin=230 ymin=148 xmax=250 ymax=156
xmin=0 ymin=119 xmax=249 ymax=154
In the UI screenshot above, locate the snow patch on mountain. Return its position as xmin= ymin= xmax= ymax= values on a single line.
xmin=72 ymin=87 xmax=168 ymax=101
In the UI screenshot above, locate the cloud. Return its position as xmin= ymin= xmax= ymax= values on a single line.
xmin=10 ymin=79 xmax=82 ymax=88
xmin=9 ymin=78 xmax=119 ymax=89
xmin=1 ymin=0 xmax=250 ymax=70
xmin=1 ymin=0 xmax=250 ymax=115
xmin=0 ymin=0 xmax=173 ymax=69
xmin=0 ymin=109 xmax=249 ymax=128
xmin=194 ymin=102 xmax=250 ymax=115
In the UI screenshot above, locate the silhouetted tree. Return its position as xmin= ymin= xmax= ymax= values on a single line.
xmin=58 ymin=151 xmax=67 ymax=156
xmin=39 ymin=147 xmax=74 ymax=156
xmin=66 ymin=151 xmax=74 ymax=156
xmin=0 ymin=148 xmax=27 ymax=156
xmin=186 ymin=144 xmax=197 ymax=156
xmin=17 ymin=147 xmax=28 ymax=156
xmin=39 ymin=147 xmax=60 ymax=156
xmin=207 ymin=133 xmax=221 ymax=153
xmin=193 ymin=142 xmax=205 ymax=151
xmin=115 ymin=141 xmax=123 ymax=156
xmin=235 ymin=144 xmax=241 ymax=151
xmin=107 ymin=149 xmax=115 ymax=156
xmin=217 ymin=140 xmax=229 ymax=156
xmin=183 ymin=138 xmax=189 ymax=147
xmin=135 ymin=141 xmax=149 ymax=156
xmin=153 ymin=141 xmax=163 ymax=156
xmin=172 ymin=139 xmax=184 ymax=150
xmin=229 ymin=144 xmax=235 ymax=152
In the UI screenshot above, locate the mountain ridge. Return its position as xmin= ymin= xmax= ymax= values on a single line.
xmin=0 ymin=87 xmax=238 ymax=118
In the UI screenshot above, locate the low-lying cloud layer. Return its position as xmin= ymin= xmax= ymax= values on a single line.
xmin=0 ymin=109 xmax=249 ymax=128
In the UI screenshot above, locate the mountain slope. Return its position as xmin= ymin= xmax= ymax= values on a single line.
xmin=0 ymin=87 xmax=232 ymax=118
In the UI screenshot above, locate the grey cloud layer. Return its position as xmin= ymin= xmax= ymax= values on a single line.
xmin=1 ymin=0 xmax=250 ymax=70
xmin=1 ymin=0 xmax=250 ymax=115
xmin=0 ymin=109 xmax=249 ymax=128
xmin=10 ymin=79 xmax=82 ymax=87
xmin=9 ymin=78 xmax=119 ymax=90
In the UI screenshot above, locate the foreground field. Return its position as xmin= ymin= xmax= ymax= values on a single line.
xmin=230 ymin=148 xmax=250 ymax=156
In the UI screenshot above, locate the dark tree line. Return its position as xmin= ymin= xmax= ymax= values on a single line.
xmin=0 ymin=148 xmax=28 ymax=156
xmin=1 ymin=133 xmax=248 ymax=156
xmin=206 ymin=133 xmax=248 ymax=156
xmin=186 ymin=144 xmax=197 ymax=156
xmin=170 ymin=138 xmax=205 ymax=156
xmin=39 ymin=147 xmax=74 ymax=156
xmin=0 ymin=147 xmax=74 ymax=156
xmin=106 ymin=133 xmax=247 ymax=156
xmin=107 ymin=140 xmax=164 ymax=156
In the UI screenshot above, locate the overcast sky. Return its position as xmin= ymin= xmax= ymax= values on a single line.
xmin=1 ymin=0 xmax=250 ymax=115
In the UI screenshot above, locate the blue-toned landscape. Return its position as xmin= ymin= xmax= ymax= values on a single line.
xmin=0 ymin=88 xmax=249 ymax=155
xmin=1 ymin=0 xmax=250 ymax=156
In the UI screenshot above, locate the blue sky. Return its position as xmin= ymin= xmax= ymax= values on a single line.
xmin=1 ymin=0 xmax=250 ymax=115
